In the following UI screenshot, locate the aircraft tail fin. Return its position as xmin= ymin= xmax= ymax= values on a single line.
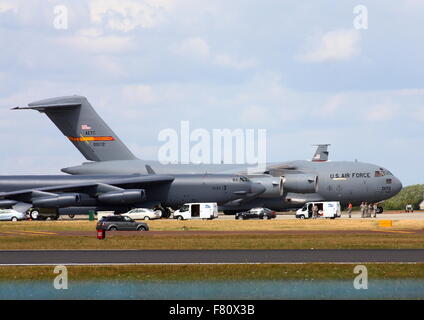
xmin=13 ymin=95 xmax=137 ymax=161
xmin=312 ymin=144 xmax=330 ymax=162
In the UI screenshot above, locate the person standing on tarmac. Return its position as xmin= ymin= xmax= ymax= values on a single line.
xmin=368 ymin=203 xmax=374 ymax=218
xmin=360 ymin=202 xmax=365 ymax=218
xmin=364 ymin=202 xmax=369 ymax=218
xmin=312 ymin=204 xmax=319 ymax=219
xmin=373 ymin=203 xmax=378 ymax=218
xmin=347 ymin=202 xmax=353 ymax=218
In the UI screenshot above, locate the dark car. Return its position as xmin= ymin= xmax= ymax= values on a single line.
xmin=235 ymin=208 xmax=277 ymax=220
xmin=96 ymin=215 xmax=149 ymax=231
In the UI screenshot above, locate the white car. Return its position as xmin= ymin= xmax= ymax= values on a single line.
xmin=122 ymin=208 xmax=162 ymax=220
xmin=0 ymin=209 xmax=26 ymax=221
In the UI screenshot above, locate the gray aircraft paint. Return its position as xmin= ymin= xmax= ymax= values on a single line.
xmin=0 ymin=174 xmax=265 ymax=214
xmin=14 ymin=96 xmax=402 ymax=211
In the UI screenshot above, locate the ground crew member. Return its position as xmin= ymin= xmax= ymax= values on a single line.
xmin=312 ymin=204 xmax=318 ymax=219
xmin=347 ymin=202 xmax=353 ymax=218
xmin=373 ymin=203 xmax=378 ymax=218
xmin=364 ymin=202 xmax=369 ymax=218
xmin=360 ymin=202 xmax=365 ymax=218
xmin=368 ymin=203 xmax=374 ymax=218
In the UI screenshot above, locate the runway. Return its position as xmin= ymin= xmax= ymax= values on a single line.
xmin=0 ymin=249 xmax=423 ymax=265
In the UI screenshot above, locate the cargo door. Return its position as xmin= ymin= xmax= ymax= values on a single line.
xmin=191 ymin=204 xmax=200 ymax=218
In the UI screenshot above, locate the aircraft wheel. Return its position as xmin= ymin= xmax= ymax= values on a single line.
xmin=377 ymin=206 xmax=384 ymax=214
xmin=30 ymin=210 xmax=39 ymax=220
xmin=163 ymin=207 xmax=172 ymax=219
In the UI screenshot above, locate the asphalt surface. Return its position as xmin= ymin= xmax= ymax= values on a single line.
xmin=0 ymin=249 xmax=423 ymax=265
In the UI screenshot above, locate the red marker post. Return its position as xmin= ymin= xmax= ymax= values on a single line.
xmin=97 ymin=229 xmax=106 ymax=240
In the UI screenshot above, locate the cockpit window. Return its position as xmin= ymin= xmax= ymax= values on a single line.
xmin=233 ymin=175 xmax=250 ymax=183
xmin=375 ymin=168 xmax=393 ymax=177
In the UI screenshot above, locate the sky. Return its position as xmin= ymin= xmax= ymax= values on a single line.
xmin=0 ymin=0 xmax=423 ymax=186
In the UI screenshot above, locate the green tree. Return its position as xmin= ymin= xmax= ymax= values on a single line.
xmin=382 ymin=184 xmax=424 ymax=210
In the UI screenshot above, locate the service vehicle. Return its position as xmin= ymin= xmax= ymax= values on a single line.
xmin=235 ymin=208 xmax=276 ymax=220
xmin=173 ymin=203 xmax=218 ymax=220
xmin=0 ymin=209 xmax=26 ymax=221
xmin=296 ymin=201 xmax=341 ymax=219
xmin=96 ymin=215 xmax=149 ymax=231
xmin=121 ymin=208 xmax=162 ymax=220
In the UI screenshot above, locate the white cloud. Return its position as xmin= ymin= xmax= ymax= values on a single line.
xmin=0 ymin=0 xmax=17 ymax=13
xmin=121 ymin=85 xmax=157 ymax=105
xmin=365 ymin=103 xmax=399 ymax=122
xmin=298 ymin=29 xmax=361 ymax=63
xmin=89 ymin=0 xmax=174 ymax=32
xmin=173 ymin=37 xmax=256 ymax=69
xmin=214 ymin=53 xmax=256 ymax=70
xmin=240 ymin=105 xmax=270 ymax=125
xmin=320 ymin=94 xmax=345 ymax=116
xmin=173 ymin=37 xmax=211 ymax=60
xmin=58 ymin=33 xmax=134 ymax=54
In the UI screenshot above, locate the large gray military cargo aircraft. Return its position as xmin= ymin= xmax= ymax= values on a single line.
xmin=14 ymin=96 xmax=402 ymax=213
xmin=0 ymin=173 xmax=265 ymax=220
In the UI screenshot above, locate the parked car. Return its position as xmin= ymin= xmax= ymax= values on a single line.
xmin=0 ymin=209 xmax=26 ymax=221
xmin=235 ymin=208 xmax=276 ymax=220
xmin=122 ymin=208 xmax=162 ymax=220
xmin=96 ymin=215 xmax=149 ymax=231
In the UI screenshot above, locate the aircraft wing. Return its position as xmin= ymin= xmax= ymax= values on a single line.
xmin=262 ymin=163 xmax=298 ymax=176
xmin=0 ymin=175 xmax=175 ymax=202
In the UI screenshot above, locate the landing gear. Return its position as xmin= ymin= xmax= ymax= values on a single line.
xmin=29 ymin=209 xmax=40 ymax=220
xmin=376 ymin=206 xmax=384 ymax=214
xmin=155 ymin=205 xmax=173 ymax=218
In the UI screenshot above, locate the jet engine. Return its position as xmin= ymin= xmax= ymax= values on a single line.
xmin=281 ymin=174 xmax=318 ymax=194
xmin=97 ymin=189 xmax=146 ymax=204
xmin=248 ymin=176 xmax=282 ymax=198
xmin=32 ymin=193 xmax=81 ymax=208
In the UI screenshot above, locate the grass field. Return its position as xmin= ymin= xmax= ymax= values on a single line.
xmin=1 ymin=264 xmax=424 ymax=281
xmin=0 ymin=219 xmax=423 ymax=250
xmin=1 ymin=216 xmax=424 ymax=232
xmin=0 ymin=233 xmax=423 ymax=250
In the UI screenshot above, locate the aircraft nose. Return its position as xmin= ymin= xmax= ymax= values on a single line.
xmin=392 ymin=176 xmax=403 ymax=195
xmin=250 ymin=183 xmax=266 ymax=196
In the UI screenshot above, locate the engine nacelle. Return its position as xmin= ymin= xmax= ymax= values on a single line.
xmin=32 ymin=193 xmax=81 ymax=208
xmin=249 ymin=176 xmax=282 ymax=198
xmin=97 ymin=189 xmax=146 ymax=204
xmin=0 ymin=200 xmax=18 ymax=208
xmin=281 ymin=174 xmax=318 ymax=194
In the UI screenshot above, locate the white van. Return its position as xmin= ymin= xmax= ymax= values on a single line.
xmin=296 ymin=201 xmax=341 ymax=219
xmin=173 ymin=203 xmax=218 ymax=220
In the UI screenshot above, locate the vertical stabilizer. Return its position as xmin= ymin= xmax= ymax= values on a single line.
xmin=13 ymin=95 xmax=137 ymax=161
xmin=312 ymin=144 xmax=330 ymax=162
